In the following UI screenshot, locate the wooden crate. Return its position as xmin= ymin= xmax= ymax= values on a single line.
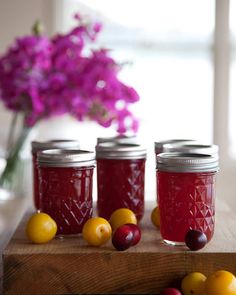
xmin=3 ymin=202 xmax=236 ymax=295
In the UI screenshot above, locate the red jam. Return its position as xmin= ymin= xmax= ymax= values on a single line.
xmin=39 ymin=166 xmax=94 ymax=235
xmin=97 ymin=158 xmax=145 ymax=221
xmin=31 ymin=140 xmax=80 ymax=211
xmin=32 ymin=153 xmax=40 ymax=210
xmin=157 ymin=171 xmax=216 ymax=243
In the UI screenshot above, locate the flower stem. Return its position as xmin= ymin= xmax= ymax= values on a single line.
xmin=7 ymin=113 xmax=18 ymax=151
xmin=0 ymin=126 xmax=31 ymax=189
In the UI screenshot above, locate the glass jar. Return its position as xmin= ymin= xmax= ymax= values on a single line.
xmin=96 ymin=143 xmax=147 ymax=221
xmin=31 ymin=140 xmax=80 ymax=211
xmin=38 ymin=149 xmax=95 ymax=235
xmin=156 ymin=152 xmax=219 ymax=245
xmin=154 ymin=139 xmax=196 ymax=201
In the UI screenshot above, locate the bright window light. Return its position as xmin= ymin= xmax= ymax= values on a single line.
xmin=58 ymin=0 xmax=215 ymax=199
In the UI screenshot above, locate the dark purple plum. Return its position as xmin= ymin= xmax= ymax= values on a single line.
xmin=125 ymin=223 xmax=141 ymax=246
xmin=185 ymin=229 xmax=208 ymax=251
xmin=112 ymin=224 xmax=134 ymax=251
xmin=161 ymin=288 xmax=182 ymax=295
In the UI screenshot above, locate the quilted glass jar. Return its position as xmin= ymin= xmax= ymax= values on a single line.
xmin=96 ymin=143 xmax=147 ymax=221
xmin=156 ymin=152 xmax=219 ymax=245
xmin=38 ymin=149 xmax=95 ymax=235
xmin=31 ymin=140 xmax=80 ymax=211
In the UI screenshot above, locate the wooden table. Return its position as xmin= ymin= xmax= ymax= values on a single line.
xmin=0 ymin=196 xmax=28 ymax=295
xmin=2 ymin=200 xmax=236 ymax=295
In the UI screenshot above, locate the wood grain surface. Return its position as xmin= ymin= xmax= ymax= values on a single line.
xmin=0 ymin=197 xmax=28 ymax=295
xmin=3 ymin=200 xmax=236 ymax=295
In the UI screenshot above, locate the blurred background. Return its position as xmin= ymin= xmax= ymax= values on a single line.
xmin=0 ymin=0 xmax=235 ymax=205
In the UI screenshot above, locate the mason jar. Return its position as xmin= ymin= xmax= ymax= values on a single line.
xmin=38 ymin=149 xmax=95 ymax=235
xmin=156 ymin=152 xmax=219 ymax=245
xmin=31 ymin=140 xmax=80 ymax=210
xmin=96 ymin=143 xmax=147 ymax=221
xmin=154 ymin=139 xmax=196 ymax=201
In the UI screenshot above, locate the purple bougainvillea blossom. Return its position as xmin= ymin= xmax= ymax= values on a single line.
xmin=0 ymin=14 xmax=139 ymax=133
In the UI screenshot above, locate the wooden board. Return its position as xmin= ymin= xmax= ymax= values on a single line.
xmin=3 ymin=201 xmax=236 ymax=295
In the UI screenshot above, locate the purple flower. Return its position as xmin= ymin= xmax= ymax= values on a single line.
xmin=0 ymin=14 xmax=140 ymax=133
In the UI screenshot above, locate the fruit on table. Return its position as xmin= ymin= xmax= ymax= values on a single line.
xmin=112 ymin=224 xmax=134 ymax=251
xmin=185 ymin=229 xmax=207 ymax=251
xmin=205 ymin=270 xmax=236 ymax=295
xmin=125 ymin=223 xmax=141 ymax=246
xmin=109 ymin=208 xmax=137 ymax=231
xmin=26 ymin=212 xmax=57 ymax=244
xmin=181 ymin=272 xmax=207 ymax=295
xmin=151 ymin=206 xmax=160 ymax=228
xmin=82 ymin=217 xmax=112 ymax=246
xmin=160 ymin=287 xmax=182 ymax=295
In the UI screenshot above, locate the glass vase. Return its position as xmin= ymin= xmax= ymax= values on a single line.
xmin=0 ymin=127 xmax=31 ymax=200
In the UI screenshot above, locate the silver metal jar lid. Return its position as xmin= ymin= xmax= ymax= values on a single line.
xmin=155 ymin=139 xmax=196 ymax=154
xmin=162 ymin=143 xmax=219 ymax=156
xmin=156 ymin=152 xmax=219 ymax=173
xmin=31 ymin=139 xmax=80 ymax=153
xmin=96 ymin=143 xmax=147 ymax=159
xmin=97 ymin=135 xmax=139 ymax=145
xmin=38 ymin=149 xmax=95 ymax=168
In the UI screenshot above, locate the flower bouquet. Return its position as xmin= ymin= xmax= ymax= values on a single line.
xmin=0 ymin=14 xmax=139 ymax=195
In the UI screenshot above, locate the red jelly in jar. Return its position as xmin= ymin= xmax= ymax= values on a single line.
xmin=38 ymin=149 xmax=95 ymax=235
xmin=156 ymin=153 xmax=219 ymax=245
xmin=154 ymin=139 xmax=196 ymax=201
xmin=96 ymin=143 xmax=147 ymax=221
xmin=31 ymin=140 xmax=80 ymax=211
